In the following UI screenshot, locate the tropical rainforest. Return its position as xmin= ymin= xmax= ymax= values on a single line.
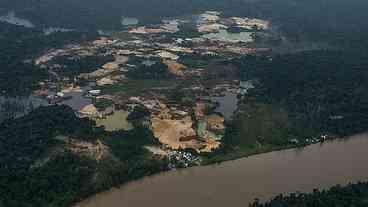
xmin=0 ymin=105 xmax=167 ymax=207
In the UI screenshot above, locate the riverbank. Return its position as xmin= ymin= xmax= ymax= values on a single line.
xmin=253 ymin=181 xmax=368 ymax=207
xmin=202 ymin=145 xmax=300 ymax=165
xmin=72 ymin=144 xmax=297 ymax=205
xmin=74 ymin=133 xmax=368 ymax=207
xmin=203 ymin=135 xmax=336 ymax=164
xmin=70 ymin=139 xmax=314 ymax=206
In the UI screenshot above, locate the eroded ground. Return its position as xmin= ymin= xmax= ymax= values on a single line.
xmin=24 ymin=10 xmax=277 ymax=166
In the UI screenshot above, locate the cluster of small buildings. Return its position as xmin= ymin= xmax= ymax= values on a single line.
xmin=167 ymin=150 xmax=201 ymax=169
xmin=29 ymin=10 xmax=276 ymax=160
xmin=289 ymin=134 xmax=330 ymax=145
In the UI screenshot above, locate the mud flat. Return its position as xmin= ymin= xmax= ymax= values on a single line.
xmin=95 ymin=110 xmax=133 ymax=131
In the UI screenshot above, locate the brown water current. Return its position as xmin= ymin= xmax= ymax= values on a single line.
xmin=75 ymin=133 xmax=368 ymax=207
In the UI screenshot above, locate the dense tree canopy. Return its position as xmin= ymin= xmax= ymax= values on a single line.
xmin=0 ymin=22 xmax=98 ymax=95
xmin=0 ymin=105 xmax=167 ymax=207
xmin=252 ymin=182 xmax=368 ymax=207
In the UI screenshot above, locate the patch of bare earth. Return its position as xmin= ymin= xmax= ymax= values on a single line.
xmin=144 ymin=146 xmax=168 ymax=157
xmin=163 ymin=60 xmax=186 ymax=76
xmin=151 ymin=113 xmax=221 ymax=153
xmin=205 ymin=114 xmax=225 ymax=131
xmin=65 ymin=139 xmax=109 ymax=162
xmin=151 ymin=116 xmax=200 ymax=149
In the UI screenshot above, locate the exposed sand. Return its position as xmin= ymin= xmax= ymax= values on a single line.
xmin=151 ymin=116 xmax=199 ymax=150
xmin=151 ymin=114 xmax=221 ymax=152
xmin=75 ymin=134 xmax=368 ymax=207
xmin=200 ymin=138 xmax=221 ymax=152
xmin=97 ymin=77 xmax=115 ymax=86
xmin=79 ymin=104 xmax=99 ymax=117
xmin=163 ymin=60 xmax=186 ymax=76
xmin=205 ymin=114 xmax=225 ymax=131
xmin=144 ymin=146 xmax=168 ymax=156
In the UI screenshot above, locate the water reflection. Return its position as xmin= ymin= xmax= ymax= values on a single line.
xmin=121 ymin=17 xmax=139 ymax=26
xmin=58 ymin=86 xmax=92 ymax=111
xmin=210 ymin=92 xmax=238 ymax=120
xmin=202 ymin=29 xmax=253 ymax=43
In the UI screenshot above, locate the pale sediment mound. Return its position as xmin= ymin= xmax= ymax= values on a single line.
xmin=61 ymin=85 xmax=82 ymax=93
xmin=144 ymin=146 xmax=168 ymax=156
xmin=200 ymin=139 xmax=221 ymax=153
xmin=197 ymin=23 xmax=227 ymax=33
xmin=66 ymin=139 xmax=109 ymax=161
xmin=157 ymin=51 xmax=179 ymax=60
xmin=151 ymin=114 xmax=221 ymax=152
xmin=102 ymin=62 xmax=119 ymax=70
xmin=163 ymin=60 xmax=186 ymax=76
xmin=79 ymin=104 xmax=99 ymax=116
xmin=151 ymin=116 xmax=198 ymax=150
xmin=79 ymin=56 xmax=127 ymax=80
xmin=205 ymin=114 xmax=225 ymax=131
xmin=97 ymin=77 xmax=115 ymax=86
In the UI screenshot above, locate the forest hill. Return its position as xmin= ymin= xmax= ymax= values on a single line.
xmin=0 ymin=105 xmax=168 ymax=207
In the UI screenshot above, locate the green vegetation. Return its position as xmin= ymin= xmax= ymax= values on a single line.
xmin=52 ymin=54 xmax=114 ymax=77
xmin=252 ymin=182 xmax=368 ymax=207
xmin=127 ymin=105 xmax=151 ymax=121
xmin=237 ymin=50 xmax=368 ymax=137
xmin=0 ymin=22 xmax=98 ymax=96
xmin=226 ymin=26 xmax=259 ymax=34
xmin=178 ymin=53 xmax=220 ymax=68
xmin=94 ymin=98 xmax=114 ymax=111
xmin=96 ymin=79 xmax=176 ymax=95
xmin=0 ymin=105 xmax=167 ymax=207
xmin=174 ymin=24 xmax=202 ymax=39
xmin=203 ymin=104 xmax=302 ymax=163
xmin=221 ymin=103 xmax=308 ymax=150
xmin=206 ymin=49 xmax=368 ymax=163
xmin=3 ymin=1 xmax=368 ymax=205
xmin=125 ymin=58 xmax=171 ymax=80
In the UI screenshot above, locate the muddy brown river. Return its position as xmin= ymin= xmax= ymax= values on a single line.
xmin=75 ymin=133 xmax=368 ymax=207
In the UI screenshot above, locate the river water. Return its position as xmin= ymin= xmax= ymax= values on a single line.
xmin=75 ymin=133 xmax=368 ymax=207
xmin=211 ymin=92 xmax=238 ymax=120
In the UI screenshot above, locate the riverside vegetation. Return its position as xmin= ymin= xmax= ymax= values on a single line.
xmin=251 ymin=182 xmax=368 ymax=207
xmin=2 ymin=1 xmax=368 ymax=206
xmin=2 ymin=48 xmax=368 ymax=206
xmin=0 ymin=105 xmax=167 ymax=207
